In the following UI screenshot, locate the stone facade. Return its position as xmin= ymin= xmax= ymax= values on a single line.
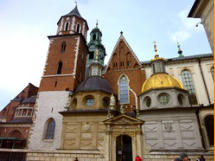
xmin=28 ymin=91 xmax=70 ymax=150
xmin=139 ymin=109 xmax=203 ymax=151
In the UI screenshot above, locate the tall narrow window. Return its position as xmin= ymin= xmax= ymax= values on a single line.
xmin=210 ymin=66 xmax=214 ymax=80
xmin=181 ymin=70 xmax=197 ymax=105
xmin=45 ymin=118 xmax=55 ymax=139
xmin=61 ymin=42 xmax=66 ymax=53
xmin=65 ymin=22 xmax=69 ymax=31
xmin=119 ymin=76 xmax=129 ymax=104
xmin=76 ymin=24 xmax=80 ymax=33
xmin=93 ymin=34 xmax=96 ymax=41
xmin=57 ymin=61 xmax=63 ymax=74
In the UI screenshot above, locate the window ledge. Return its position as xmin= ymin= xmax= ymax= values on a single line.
xmin=43 ymin=139 xmax=54 ymax=142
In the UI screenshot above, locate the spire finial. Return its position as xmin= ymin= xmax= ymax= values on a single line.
xmin=153 ymin=41 xmax=159 ymax=58
xmin=75 ymin=0 xmax=77 ymax=7
xmin=120 ymin=31 xmax=123 ymax=35
xmin=96 ymin=20 xmax=98 ymax=28
xmin=177 ymin=42 xmax=183 ymax=57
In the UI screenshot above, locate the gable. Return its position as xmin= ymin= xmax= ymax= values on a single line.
xmin=104 ymin=114 xmax=144 ymax=125
xmin=105 ymin=35 xmax=141 ymax=73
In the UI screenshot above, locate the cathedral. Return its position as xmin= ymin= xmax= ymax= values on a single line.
xmin=0 ymin=2 xmax=214 ymax=161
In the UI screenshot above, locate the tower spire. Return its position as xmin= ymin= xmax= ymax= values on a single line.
xmin=153 ymin=41 xmax=159 ymax=58
xmin=96 ymin=20 xmax=98 ymax=28
xmin=75 ymin=0 xmax=77 ymax=7
xmin=177 ymin=42 xmax=184 ymax=57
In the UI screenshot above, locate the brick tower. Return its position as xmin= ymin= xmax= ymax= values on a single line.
xmin=28 ymin=5 xmax=88 ymax=150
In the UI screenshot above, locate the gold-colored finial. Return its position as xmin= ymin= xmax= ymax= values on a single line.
xmin=177 ymin=42 xmax=183 ymax=55
xmin=153 ymin=41 xmax=159 ymax=58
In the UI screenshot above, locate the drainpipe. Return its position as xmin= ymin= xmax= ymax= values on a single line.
xmin=195 ymin=107 xmax=206 ymax=149
xmin=198 ymin=58 xmax=211 ymax=105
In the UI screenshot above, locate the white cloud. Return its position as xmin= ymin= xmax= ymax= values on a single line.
xmin=170 ymin=6 xmax=204 ymax=43
xmin=170 ymin=30 xmax=191 ymax=42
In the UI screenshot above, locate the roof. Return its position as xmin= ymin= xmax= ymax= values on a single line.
xmin=57 ymin=5 xmax=88 ymax=29
xmin=188 ymin=0 xmax=209 ymax=17
xmin=75 ymin=76 xmax=113 ymax=94
xmin=22 ymin=95 xmax=37 ymax=104
xmin=141 ymin=73 xmax=186 ymax=94
xmin=141 ymin=53 xmax=213 ymax=65
xmin=7 ymin=118 xmax=33 ymax=124
xmin=64 ymin=5 xmax=82 ymax=18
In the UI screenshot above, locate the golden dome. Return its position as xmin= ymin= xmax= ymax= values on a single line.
xmin=141 ymin=73 xmax=186 ymax=93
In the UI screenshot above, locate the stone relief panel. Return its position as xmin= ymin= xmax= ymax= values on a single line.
xmin=142 ymin=117 xmax=202 ymax=150
xmin=62 ymin=120 xmax=106 ymax=151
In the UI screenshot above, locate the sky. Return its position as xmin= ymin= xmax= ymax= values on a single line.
xmin=0 ymin=0 xmax=212 ymax=110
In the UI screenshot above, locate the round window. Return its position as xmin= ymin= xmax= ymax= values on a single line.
xmin=178 ymin=94 xmax=183 ymax=105
xmin=158 ymin=93 xmax=169 ymax=105
xmin=144 ymin=96 xmax=151 ymax=107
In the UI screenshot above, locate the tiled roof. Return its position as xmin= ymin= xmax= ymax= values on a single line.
xmin=76 ymin=76 xmax=113 ymax=94
xmin=22 ymin=95 xmax=37 ymax=104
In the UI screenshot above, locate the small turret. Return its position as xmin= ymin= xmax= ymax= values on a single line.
xmin=151 ymin=41 xmax=166 ymax=74
xmin=87 ymin=22 xmax=106 ymax=68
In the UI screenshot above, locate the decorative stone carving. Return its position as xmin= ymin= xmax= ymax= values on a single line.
xmin=164 ymin=122 xmax=172 ymax=132
xmin=82 ymin=122 xmax=91 ymax=131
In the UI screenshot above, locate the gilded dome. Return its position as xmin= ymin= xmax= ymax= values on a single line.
xmin=141 ymin=73 xmax=185 ymax=93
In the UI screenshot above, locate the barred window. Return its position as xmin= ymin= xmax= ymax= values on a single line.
xmin=181 ymin=70 xmax=197 ymax=105
xmin=158 ymin=93 xmax=169 ymax=105
xmin=211 ymin=66 xmax=214 ymax=80
xmin=119 ymin=76 xmax=129 ymax=104
xmin=181 ymin=70 xmax=195 ymax=94
xmin=45 ymin=118 xmax=55 ymax=139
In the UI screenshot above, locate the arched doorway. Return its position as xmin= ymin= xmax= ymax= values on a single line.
xmin=205 ymin=115 xmax=214 ymax=146
xmin=116 ymin=135 xmax=132 ymax=161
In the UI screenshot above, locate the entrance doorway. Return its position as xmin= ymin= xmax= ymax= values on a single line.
xmin=116 ymin=135 xmax=132 ymax=161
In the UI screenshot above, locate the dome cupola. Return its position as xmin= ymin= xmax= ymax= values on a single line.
xmin=139 ymin=42 xmax=190 ymax=110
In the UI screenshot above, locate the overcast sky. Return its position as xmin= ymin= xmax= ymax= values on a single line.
xmin=0 ymin=0 xmax=211 ymax=110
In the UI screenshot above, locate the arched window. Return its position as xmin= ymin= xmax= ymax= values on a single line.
xmin=61 ymin=42 xmax=66 ymax=53
xmin=205 ymin=115 xmax=214 ymax=146
xmin=210 ymin=66 xmax=214 ymax=80
xmin=57 ymin=61 xmax=63 ymax=74
xmin=65 ymin=22 xmax=69 ymax=31
xmin=45 ymin=118 xmax=55 ymax=139
xmin=76 ymin=24 xmax=80 ymax=33
xmin=93 ymin=34 xmax=96 ymax=41
xmin=84 ymin=95 xmax=94 ymax=106
xmin=181 ymin=70 xmax=197 ymax=105
xmin=119 ymin=76 xmax=129 ymax=104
